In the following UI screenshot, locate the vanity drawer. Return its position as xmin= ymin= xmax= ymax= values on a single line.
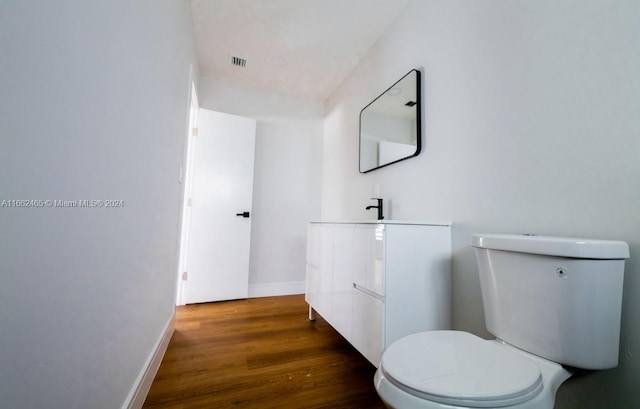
xmin=352 ymin=224 xmax=385 ymax=296
xmin=305 ymin=265 xmax=331 ymax=321
xmin=352 ymin=288 xmax=384 ymax=367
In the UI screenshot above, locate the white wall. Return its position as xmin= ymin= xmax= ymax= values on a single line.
xmin=0 ymin=1 xmax=197 ymax=408
xmin=323 ymin=0 xmax=640 ymax=407
xmin=199 ymin=77 xmax=323 ymax=292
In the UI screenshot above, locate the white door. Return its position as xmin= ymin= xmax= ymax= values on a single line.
xmin=184 ymin=109 xmax=256 ymax=304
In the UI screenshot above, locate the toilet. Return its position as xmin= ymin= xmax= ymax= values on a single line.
xmin=374 ymin=233 xmax=630 ymax=409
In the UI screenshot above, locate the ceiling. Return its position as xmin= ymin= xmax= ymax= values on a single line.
xmin=189 ymin=0 xmax=412 ymax=101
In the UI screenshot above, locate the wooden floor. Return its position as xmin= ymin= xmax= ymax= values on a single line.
xmin=142 ymin=294 xmax=386 ymax=409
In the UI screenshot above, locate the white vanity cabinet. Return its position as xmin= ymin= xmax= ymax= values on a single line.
xmin=305 ymin=221 xmax=451 ymax=367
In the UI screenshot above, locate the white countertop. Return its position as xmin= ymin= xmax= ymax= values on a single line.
xmin=310 ymin=220 xmax=451 ymax=227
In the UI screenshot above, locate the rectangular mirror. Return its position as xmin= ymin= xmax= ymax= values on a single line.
xmin=359 ymin=69 xmax=421 ymax=173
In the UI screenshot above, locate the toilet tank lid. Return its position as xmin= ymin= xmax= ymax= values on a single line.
xmin=472 ymin=234 xmax=630 ymax=259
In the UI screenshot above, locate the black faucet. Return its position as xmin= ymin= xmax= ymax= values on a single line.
xmin=366 ymin=198 xmax=384 ymax=220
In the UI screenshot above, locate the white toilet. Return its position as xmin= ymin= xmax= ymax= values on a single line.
xmin=374 ymin=233 xmax=630 ymax=409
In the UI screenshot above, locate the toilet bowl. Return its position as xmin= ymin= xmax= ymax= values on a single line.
xmin=374 ymin=331 xmax=571 ymax=409
xmin=374 ymin=234 xmax=629 ymax=409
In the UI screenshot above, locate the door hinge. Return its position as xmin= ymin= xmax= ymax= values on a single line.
xmin=182 ymin=271 xmax=188 ymax=281
xmin=192 ymin=127 xmax=198 ymax=136
xmin=187 ymin=198 xmax=192 ymax=207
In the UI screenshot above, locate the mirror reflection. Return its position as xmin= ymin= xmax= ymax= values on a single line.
xmin=359 ymin=69 xmax=421 ymax=173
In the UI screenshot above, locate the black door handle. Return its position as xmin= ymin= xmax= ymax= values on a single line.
xmin=236 ymin=211 xmax=250 ymax=218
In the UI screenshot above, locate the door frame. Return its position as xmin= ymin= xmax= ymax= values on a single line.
xmin=176 ymin=81 xmax=199 ymax=306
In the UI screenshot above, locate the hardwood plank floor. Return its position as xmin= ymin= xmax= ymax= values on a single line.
xmin=142 ymin=295 xmax=386 ymax=409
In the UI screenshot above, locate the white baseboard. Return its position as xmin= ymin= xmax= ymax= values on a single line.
xmin=122 ymin=313 xmax=175 ymax=409
xmin=248 ymin=281 xmax=305 ymax=298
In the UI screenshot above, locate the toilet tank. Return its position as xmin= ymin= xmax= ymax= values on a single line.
xmin=472 ymin=234 xmax=629 ymax=370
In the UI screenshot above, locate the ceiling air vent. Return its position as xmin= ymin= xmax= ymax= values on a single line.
xmin=230 ymin=56 xmax=247 ymax=68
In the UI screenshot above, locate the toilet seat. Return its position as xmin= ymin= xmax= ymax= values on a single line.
xmin=380 ymin=331 xmax=543 ymax=408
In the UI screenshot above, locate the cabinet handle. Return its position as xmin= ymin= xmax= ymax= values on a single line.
xmin=353 ymin=283 xmax=385 ymax=302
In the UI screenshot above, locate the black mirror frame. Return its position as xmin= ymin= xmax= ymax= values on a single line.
xmin=359 ymin=69 xmax=422 ymax=173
